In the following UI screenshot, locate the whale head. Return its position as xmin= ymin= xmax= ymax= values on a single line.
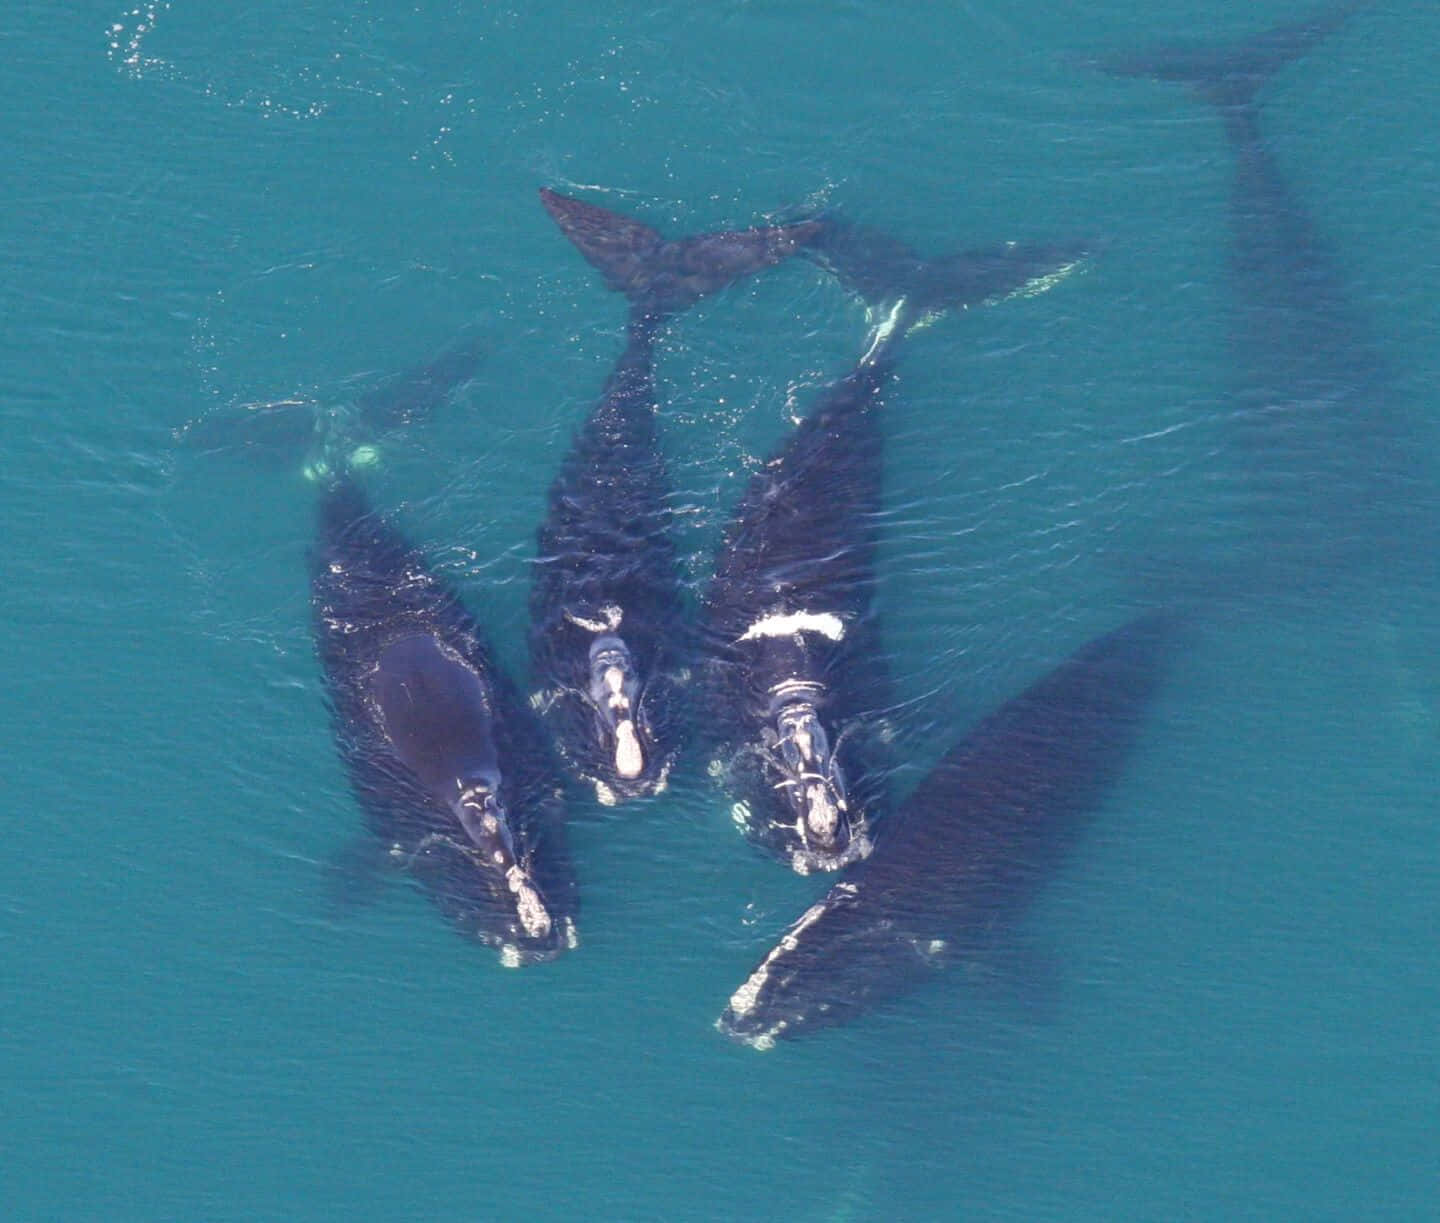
xmin=555 ymin=633 xmax=675 ymax=804
xmin=761 ymin=687 xmax=873 ymax=874
xmin=434 ymin=775 xmax=573 ymax=965
xmin=588 ymin=635 xmax=644 ymax=775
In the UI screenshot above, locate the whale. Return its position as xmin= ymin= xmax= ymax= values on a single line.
xmin=176 ymin=330 xmax=488 ymax=465
xmin=1082 ymin=3 xmax=1419 ymax=593
xmin=717 ymin=611 xmax=1173 ymax=1047
xmin=700 ymin=220 xmax=1091 ymax=874
xmin=181 ymin=323 xmax=571 ymax=963
xmin=530 ymin=189 xmax=821 ymax=806
xmin=312 ymin=473 xmax=579 ymax=966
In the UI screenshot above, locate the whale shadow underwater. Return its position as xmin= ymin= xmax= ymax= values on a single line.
xmin=1080 ymin=2 xmax=1429 ymax=602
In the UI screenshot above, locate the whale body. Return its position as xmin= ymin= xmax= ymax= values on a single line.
xmin=701 ymin=221 xmax=1093 ymax=874
xmin=718 ymin=612 xmax=1173 ymax=1047
xmin=313 ymin=476 xmax=578 ymax=965
xmin=531 ymin=189 xmax=821 ymax=805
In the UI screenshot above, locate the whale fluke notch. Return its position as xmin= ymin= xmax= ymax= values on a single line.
xmin=1076 ymin=2 xmax=1368 ymax=109
xmin=539 ymin=187 xmax=822 ymax=316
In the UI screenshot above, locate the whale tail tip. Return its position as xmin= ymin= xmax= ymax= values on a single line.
xmin=804 ymin=218 xmax=1095 ymax=330
xmin=175 ymin=329 xmax=489 ymax=477
xmin=1075 ymin=2 xmax=1368 ymax=110
xmin=538 ymin=187 xmax=822 ymax=316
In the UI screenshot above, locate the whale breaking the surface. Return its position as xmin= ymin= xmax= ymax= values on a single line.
xmin=718 ymin=612 xmax=1174 ymax=1047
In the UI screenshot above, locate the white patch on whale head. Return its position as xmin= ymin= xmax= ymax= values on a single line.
xmin=565 ymin=604 xmax=623 ymax=634
xmin=781 ymin=899 xmax=832 ymax=951
xmin=506 ymin=865 xmax=552 ymax=941
xmin=803 ymin=782 xmax=839 ymax=841
xmin=727 ymin=966 xmax=770 ymax=1019
xmin=738 ymin=611 xmax=845 ymax=643
xmin=613 ymin=717 xmax=643 ymax=779
xmin=727 ymin=894 xmax=833 ymax=1021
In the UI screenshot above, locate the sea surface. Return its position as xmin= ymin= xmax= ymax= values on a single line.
xmin=3 ymin=2 xmax=1437 ymax=1219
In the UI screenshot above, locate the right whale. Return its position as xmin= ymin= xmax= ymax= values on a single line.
xmin=311 ymin=472 xmax=579 ymax=966
xmin=188 ymin=335 xmax=577 ymax=966
xmin=1082 ymin=3 xmax=1419 ymax=591
xmin=531 ymin=190 xmax=821 ymax=807
xmin=717 ymin=611 xmax=1175 ymax=1048
xmin=699 ymin=221 xmax=1091 ymax=874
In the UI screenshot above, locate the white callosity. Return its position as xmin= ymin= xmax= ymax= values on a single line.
xmin=738 ymin=611 xmax=845 ymax=644
xmin=599 ymin=663 xmax=644 ymax=779
xmin=613 ymin=717 xmax=643 ymax=778
xmin=506 ymin=865 xmax=552 ymax=941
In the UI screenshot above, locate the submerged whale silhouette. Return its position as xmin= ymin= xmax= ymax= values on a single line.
xmin=1083 ymin=2 xmax=1422 ymax=595
xmin=718 ymin=612 xmax=1174 ymax=1047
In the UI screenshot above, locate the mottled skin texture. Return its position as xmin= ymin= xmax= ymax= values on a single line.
xmin=701 ymin=228 xmax=1092 ymax=873
xmin=313 ymin=476 xmax=576 ymax=963
xmin=531 ymin=188 xmax=822 ymax=802
xmin=718 ymin=613 xmax=1173 ymax=1047
xmin=529 ymin=310 xmax=688 ymax=801
xmin=700 ymin=350 xmax=893 ymax=872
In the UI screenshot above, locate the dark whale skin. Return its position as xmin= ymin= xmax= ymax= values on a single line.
xmin=531 ymin=189 xmax=822 ymax=805
xmin=313 ymin=476 xmax=578 ymax=965
xmin=698 ymin=349 xmax=893 ymax=876
xmin=718 ymin=612 xmax=1173 ymax=1047
xmin=701 ymin=224 xmax=1093 ymax=875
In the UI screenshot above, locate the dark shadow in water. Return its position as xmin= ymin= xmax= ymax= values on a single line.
xmin=1081 ymin=4 xmax=1433 ymax=608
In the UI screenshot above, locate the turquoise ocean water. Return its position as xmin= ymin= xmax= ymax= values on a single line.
xmin=4 ymin=2 xmax=1437 ymax=1218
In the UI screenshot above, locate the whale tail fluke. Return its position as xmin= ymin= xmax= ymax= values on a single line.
xmin=803 ymin=220 xmax=1095 ymax=338
xmin=1076 ymin=2 xmax=1367 ymax=111
xmin=352 ymin=328 xmax=487 ymax=430
xmin=538 ymin=187 xmax=822 ymax=317
xmin=176 ymin=330 xmax=487 ymax=476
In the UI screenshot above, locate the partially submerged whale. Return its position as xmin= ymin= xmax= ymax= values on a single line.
xmin=193 ymin=332 xmax=577 ymax=965
xmin=531 ymin=189 xmax=821 ymax=805
xmin=718 ymin=612 xmax=1174 ymax=1047
xmin=701 ymin=221 xmax=1091 ymax=874
xmin=176 ymin=331 xmax=488 ymax=465
xmin=1083 ymin=3 xmax=1419 ymax=591
xmin=312 ymin=473 xmax=579 ymax=965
